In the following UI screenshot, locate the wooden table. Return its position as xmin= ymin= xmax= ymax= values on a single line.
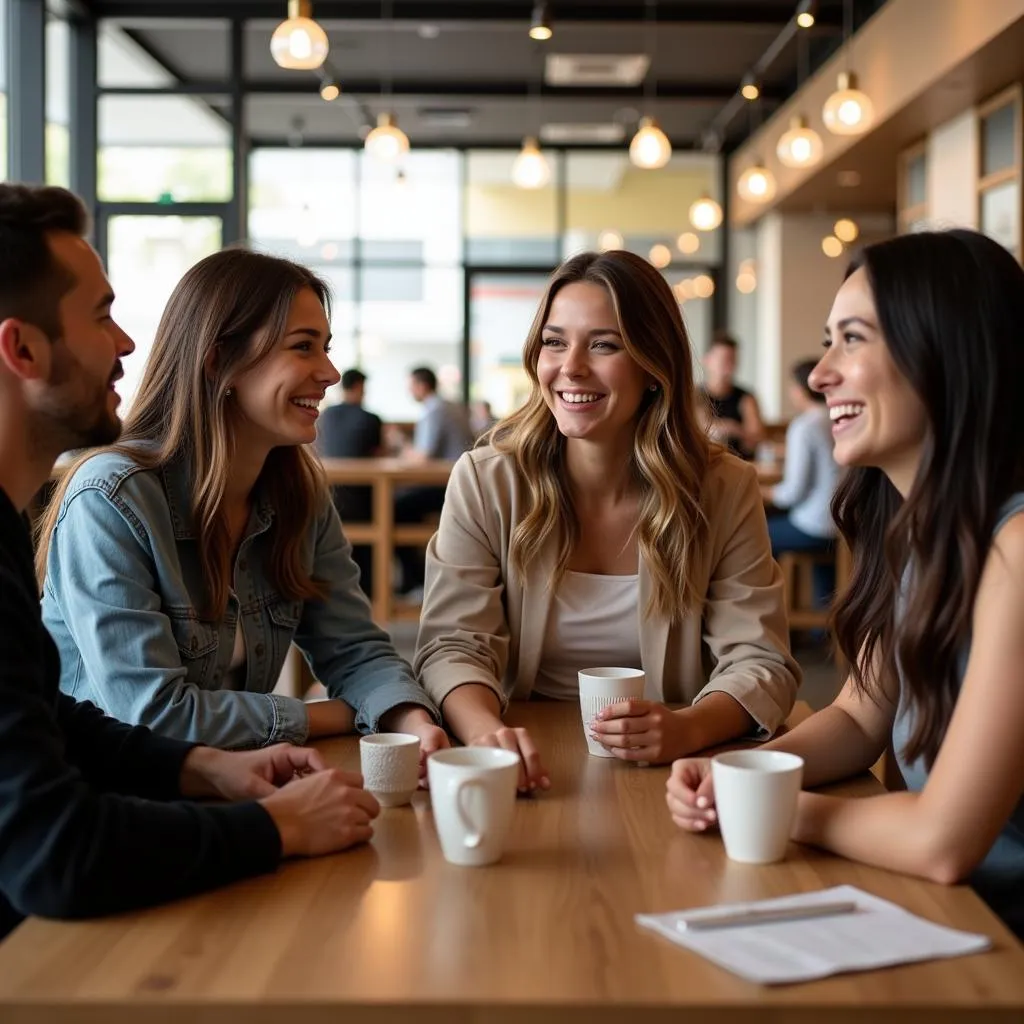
xmin=320 ymin=457 xmax=454 ymax=624
xmin=1 ymin=704 xmax=1022 ymax=1023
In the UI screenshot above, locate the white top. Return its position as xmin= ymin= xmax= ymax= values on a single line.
xmin=770 ymin=406 xmax=839 ymax=539
xmin=532 ymin=570 xmax=642 ymax=700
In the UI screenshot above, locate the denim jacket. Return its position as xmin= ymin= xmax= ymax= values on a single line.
xmin=41 ymin=448 xmax=439 ymax=749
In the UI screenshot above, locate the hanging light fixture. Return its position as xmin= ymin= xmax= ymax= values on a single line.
xmin=834 ymin=217 xmax=859 ymax=242
xmin=776 ymin=32 xmax=822 ymax=168
xmin=796 ymin=0 xmax=816 ymax=29
xmin=676 ymin=231 xmax=700 ymax=255
xmin=776 ymin=115 xmax=823 ymax=167
xmin=512 ymin=138 xmax=551 ymax=189
xmin=630 ymin=1 xmax=672 ymax=169
xmin=688 ymin=194 xmax=723 ymax=232
xmin=271 ymin=0 xmax=329 ymax=70
xmin=823 ymin=72 xmax=875 ymax=135
xmin=528 ymin=2 xmax=553 ymax=41
xmin=822 ymin=235 xmax=844 ymax=257
xmin=630 ymin=117 xmax=672 ymax=169
xmin=648 ymin=243 xmax=672 ymax=268
xmin=366 ymin=0 xmax=409 ymax=161
xmin=365 ymin=112 xmax=409 ymax=162
xmin=740 ymin=73 xmax=760 ymax=101
xmin=598 ymin=230 xmax=624 ymax=251
xmin=822 ymin=0 xmax=875 ymax=136
xmin=512 ymin=39 xmax=551 ymax=189
xmin=737 ymin=160 xmax=777 ymax=203
xmin=319 ymin=76 xmax=340 ymax=102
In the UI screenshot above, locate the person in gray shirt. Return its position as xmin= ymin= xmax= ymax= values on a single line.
xmin=395 ymin=367 xmax=474 ymax=595
xmin=762 ymin=359 xmax=840 ymax=606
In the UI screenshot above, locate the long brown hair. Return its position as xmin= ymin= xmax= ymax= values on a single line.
xmin=491 ymin=249 xmax=711 ymax=622
xmin=831 ymin=230 xmax=1024 ymax=766
xmin=36 ymin=248 xmax=332 ymax=619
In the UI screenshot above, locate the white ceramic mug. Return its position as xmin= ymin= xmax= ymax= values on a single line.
xmin=711 ymin=749 xmax=804 ymax=864
xmin=578 ymin=667 xmax=646 ymax=758
xmin=359 ymin=733 xmax=421 ymax=807
xmin=427 ymin=748 xmax=520 ymax=866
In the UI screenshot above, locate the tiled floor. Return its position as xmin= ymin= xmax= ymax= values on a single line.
xmin=386 ymin=621 xmax=843 ymax=713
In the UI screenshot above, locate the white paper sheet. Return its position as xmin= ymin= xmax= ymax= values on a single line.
xmin=635 ymin=884 xmax=992 ymax=985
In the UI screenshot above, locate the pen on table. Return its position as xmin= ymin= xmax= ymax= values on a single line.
xmin=676 ymin=899 xmax=859 ymax=932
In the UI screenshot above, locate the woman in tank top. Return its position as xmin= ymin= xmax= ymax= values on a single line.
xmin=415 ymin=250 xmax=799 ymax=792
xmin=667 ymin=229 xmax=1024 ymax=937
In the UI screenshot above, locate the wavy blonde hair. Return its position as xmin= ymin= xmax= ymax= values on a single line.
xmin=491 ymin=249 xmax=711 ymax=622
xmin=36 ymin=248 xmax=331 ymax=619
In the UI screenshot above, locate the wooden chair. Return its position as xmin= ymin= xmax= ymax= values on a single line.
xmin=778 ymin=549 xmax=834 ymax=631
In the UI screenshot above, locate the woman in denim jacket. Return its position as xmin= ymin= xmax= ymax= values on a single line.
xmin=37 ymin=249 xmax=447 ymax=759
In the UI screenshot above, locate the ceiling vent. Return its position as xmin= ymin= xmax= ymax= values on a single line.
xmin=540 ymin=122 xmax=626 ymax=144
xmin=545 ymin=53 xmax=650 ymax=88
xmin=417 ymin=107 xmax=473 ymax=129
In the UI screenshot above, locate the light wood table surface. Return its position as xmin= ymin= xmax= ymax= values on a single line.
xmin=1 ymin=703 xmax=1022 ymax=1024
xmin=320 ymin=457 xmax=454 ymax=624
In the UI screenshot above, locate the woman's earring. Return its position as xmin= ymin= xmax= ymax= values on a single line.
xmin=225 ymin=387 xmax=234 ymax=398
xmin=648 ymin=383 xmax=658 ymax=392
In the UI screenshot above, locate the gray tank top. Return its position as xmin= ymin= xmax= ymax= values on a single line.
xmin=893 ymin=492 xmax=1024 ymax=938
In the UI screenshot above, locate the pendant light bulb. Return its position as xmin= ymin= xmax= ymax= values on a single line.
xmin=688 ymin=195 xmax=723 ymax=232
xmin=271 ymin=0 xmax=329 ymax=71
xmin=364 ymin=112 xmax=410 ymax=163
xmin=776 ymin=114 xmax=824 ymax=168
xmin=529 ymin=2 xmax=553 ymax=41
xmin=629 ymin=117 xmax=672 ymax=170
xmin=511 ymin=137 xmax=551 ymax=189
xmin=822 ymin=71 xmax=875 ymax=135
xmin=737 ymin=160 xmax=777 ymax=204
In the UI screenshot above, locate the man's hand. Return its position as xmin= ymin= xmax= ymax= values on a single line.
xmin=180 ymin=744 xmax=327 ymax=802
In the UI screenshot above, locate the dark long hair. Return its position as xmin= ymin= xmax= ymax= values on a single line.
xmin=38 ymin=248 xmax=332 ymax=619
xmin=832 ymin=230 xmax=1024 ymax=766
xmin=491 ymin=249 xmax=710 ymax=622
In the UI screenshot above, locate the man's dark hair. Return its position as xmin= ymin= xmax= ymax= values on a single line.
xmin=791 ymin=358 xmax=825 ymax=403
xmin=410 ymin=366 xmax=437 ymax=392
xmin=0 ymin=184 xmax=89 ymax=341
xmin=340 ymin=368 xmax=367 ymax=390
xmin=706 ymin=330 xmax=738 ymax=354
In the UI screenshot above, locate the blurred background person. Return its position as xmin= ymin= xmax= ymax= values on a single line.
xmin=762 ymin=358 xmax=840 ymax=608
xmin=699 ymin=331 xmax=765 ymax=460
xmin=394 ymin=366 xmax=474 ymax=599
xmin=316 ymin=368 xmax=382 ymax=598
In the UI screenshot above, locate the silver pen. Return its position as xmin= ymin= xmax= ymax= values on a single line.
xmin=676 ymin=899 xmax=859 ymax=931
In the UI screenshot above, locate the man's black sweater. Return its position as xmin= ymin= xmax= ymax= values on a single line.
xmin=0 ymin=486 xmax=281 ymax=941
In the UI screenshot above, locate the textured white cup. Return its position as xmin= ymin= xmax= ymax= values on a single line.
xmin=359 ymin=733 xmax=421 ymax=807
xmin=711 ymin=750 xmax=804 ymax=864
xmin=578 ymin=667 xmax=646 ymax=758
xmin=427 ymin=748 xmax=520 ymax=866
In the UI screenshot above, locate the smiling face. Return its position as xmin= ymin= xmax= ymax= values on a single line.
xmin=811 ymin=267 xmax=929 ymax=496
xmin=229 ymin=286 xmax=339 ymax=454
xmin=536 ymin=280 xmax=650 ymax=446
xmin=29 ymin=232 xmax=135 ymax=450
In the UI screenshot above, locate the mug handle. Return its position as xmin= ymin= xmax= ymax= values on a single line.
xmin=454 ymin=778 xmax=487 ymax=849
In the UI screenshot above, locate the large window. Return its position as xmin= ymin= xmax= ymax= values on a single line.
xmin=977 ymin=87 xmax=1021 ymax=261
xmin=0 ymin=0 xmax=7 ymax=181
xmin=897 ymin=142 xmax=928 ymax=234
xmin=45 ymin=16 xmax=69 ymax=187
xmin=249 ymin=147 xmax=464 ymax=422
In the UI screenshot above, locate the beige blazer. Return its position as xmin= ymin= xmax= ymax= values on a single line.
xmin=414 ymin=446 xmax=800 ymax=737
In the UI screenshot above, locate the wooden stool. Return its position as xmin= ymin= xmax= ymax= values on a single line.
xmin=778 ymin=549 xmax=834 ymax=631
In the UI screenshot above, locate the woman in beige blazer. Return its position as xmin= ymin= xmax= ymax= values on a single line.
xmin=415 ymin=250 xmax=799 ymax=789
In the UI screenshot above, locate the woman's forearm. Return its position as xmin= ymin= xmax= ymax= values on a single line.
xmin=439 ymin=684 xmax=505 ymax=743
xmin=765 ymin=705 xmax=886 ymax=787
